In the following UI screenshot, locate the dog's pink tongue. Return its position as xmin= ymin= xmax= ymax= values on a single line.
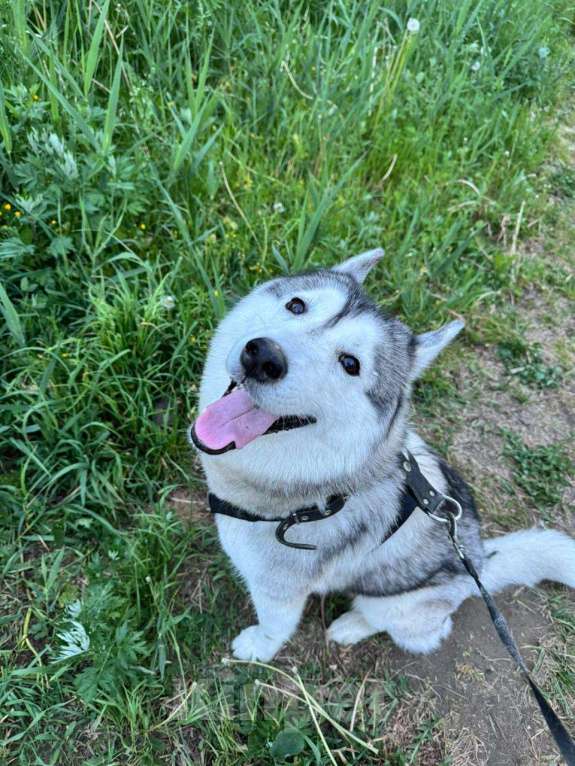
xmin=194 ymin=388 xmax=278 ymax=450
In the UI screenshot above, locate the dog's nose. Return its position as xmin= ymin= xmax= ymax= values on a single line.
xmin=240 ymin=337 xmax=288 ymax=383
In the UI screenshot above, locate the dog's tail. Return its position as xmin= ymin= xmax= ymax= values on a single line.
xmin=480 ymin=528 xmax=575 ymax=593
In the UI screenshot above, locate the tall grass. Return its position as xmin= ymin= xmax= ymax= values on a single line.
xmin=0 ymin=0 xmax=572 ymax=519
xmin=0 ymin=0 xmax=573 ymax=761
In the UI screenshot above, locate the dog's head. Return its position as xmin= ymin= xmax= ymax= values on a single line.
xmin=191 ymin=249 xmax=463 ymax=490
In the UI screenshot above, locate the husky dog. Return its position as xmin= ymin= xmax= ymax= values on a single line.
xmin=190 ymin=249 xmax=575 ymax=662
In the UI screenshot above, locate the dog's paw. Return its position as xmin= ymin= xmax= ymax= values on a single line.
xmin=231 ymin=625 xmax=283 ymax=661
xmin=389 ymin=616 xmax=453 ymax=655
xmin=327 ymin=610 xmax=377 ymax=645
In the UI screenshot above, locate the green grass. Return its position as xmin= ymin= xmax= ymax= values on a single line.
xmin=503 ymin=430 xmax=573 ymax=511
xmin=497 ymin=338 xmax=564 ymax=389
xmin=1 ymin=0 xmax=574 ymax=762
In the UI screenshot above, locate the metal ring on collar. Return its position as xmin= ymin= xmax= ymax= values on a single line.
xmin=425 ymin=494 xmax=463 ymax=525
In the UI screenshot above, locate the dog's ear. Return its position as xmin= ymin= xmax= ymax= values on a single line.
xmin=410 ymin=320 xmax=464 ymax=379
xmin=332 ymin=248 xmax=384 ymax=284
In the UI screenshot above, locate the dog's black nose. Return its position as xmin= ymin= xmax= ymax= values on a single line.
xmin=240 ymin=337 xmax=288 ymax=383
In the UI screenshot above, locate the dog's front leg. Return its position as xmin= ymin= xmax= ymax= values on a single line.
xmin=232 ymin=587 xmax=307 ymax=662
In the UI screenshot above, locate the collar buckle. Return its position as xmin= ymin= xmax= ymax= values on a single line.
xmin=275 ymin=511 xmax=318 ymax=550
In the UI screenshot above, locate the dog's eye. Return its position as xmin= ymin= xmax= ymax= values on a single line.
xmin=339 ymin=354 xmax=360 ymax=376
xmin=285 ymin=297 xmax=306 ymax=315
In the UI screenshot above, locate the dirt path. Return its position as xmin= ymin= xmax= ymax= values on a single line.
xmin=401 ymin=121 xmax=575 ymax=762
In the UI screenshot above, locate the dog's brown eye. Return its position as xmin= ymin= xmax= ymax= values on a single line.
xmin=285 ymin=297 xmax=306 ymax=315
xmin=339 ymin=354 xmax=360 ymax=376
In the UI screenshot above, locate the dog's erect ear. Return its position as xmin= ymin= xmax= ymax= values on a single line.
xmin=410 ymin=320 xmax=464 ymax=379
xmin=332 ymin=248 xmax=385 ymax=284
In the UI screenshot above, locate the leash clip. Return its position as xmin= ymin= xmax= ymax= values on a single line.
xmin=426 ymin=495 xmax=465 ymax=559
xmin=427 ymin=494 xmax=463 ymax=525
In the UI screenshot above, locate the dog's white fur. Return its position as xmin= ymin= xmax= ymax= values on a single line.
xmin=194 ymin=250 xmax=575 ymax=661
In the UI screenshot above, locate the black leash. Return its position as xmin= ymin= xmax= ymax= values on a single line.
xmin=401 ymin=449 xmax=575 ymax=765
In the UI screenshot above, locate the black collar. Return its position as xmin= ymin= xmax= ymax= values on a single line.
xmin=207 ymin=450 xmax=439 ymax=551
xmin=208 ymin=493 xmax=348 ymax=550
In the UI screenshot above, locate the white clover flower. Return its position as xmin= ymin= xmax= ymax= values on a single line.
xmin=538 ymin=46 xmax=550 ymax=60
xmin=273 ymin=201 xmax=285 ymax=214
xmin=471 ymin=60 xmax=481 ymax=72
xmin=407 ymin=18 xmax=420 ymax=34
xmin=160 ymin=295 xmax=176 ymax=310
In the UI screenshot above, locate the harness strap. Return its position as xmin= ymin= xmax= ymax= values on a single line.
xmin=208 ymin=493 xmax=286 ymax=523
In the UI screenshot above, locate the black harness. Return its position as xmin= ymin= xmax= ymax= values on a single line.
xmin=207 ymin=449 xmax=575 ymax=764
